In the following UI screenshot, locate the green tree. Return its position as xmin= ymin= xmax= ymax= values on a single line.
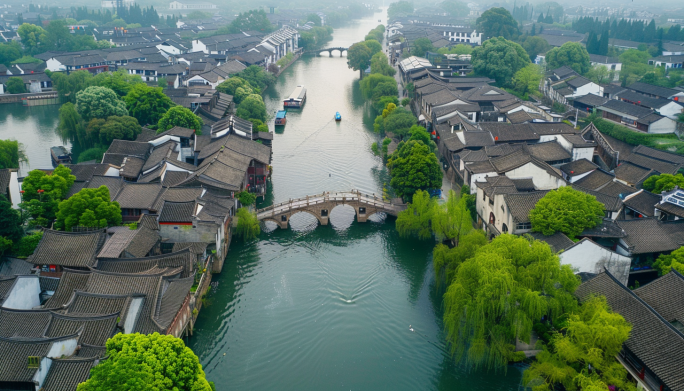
xmin=642 ymin=173 xmax=684 ymax=194
xmin=443 ymin=234 xmax=580 ymax=371
xmin=92 ymin=70 xmax=144 ymax=97
xmin=11 ymin=231 xmax=42 ymax=257
xmin=432 ymin=190 xmax=472 ymax=246
xmin=232 ymin=65 xmax=275 ymax=91
xmin=387 ymin=140 xmax=442 ymax=200
xmin=471 ymin=37 xmax=530 ymax=86
xmin=236 ymin=190 xmax=257 ymax=206
xmin=5 ymin=77 xmax=25 ymax=94
xmin=21 ymin=165 xmax=76 ymax=226
xmin=216 ymin=77 xmax=255 ymax=104
xmin=523 ymin=295 xmax=635 ymax=391
xmin=76 ymin=86 xmax=128 ymax=120
xmin=440 ymin=0 xmax=469 ymax=17
xmin=57 ymin=102 xmax=87 ymax=147
xmin=433 ymin=230 xmax=487 ymax=286
xmin=530 ymin=186 xmax=604 ymax=239
xmin=226 ymin=10 xmax=273 ymax=33
xmin=396 ymin=189 xmax=436 ymax=240
xmin=306 ymin=13 xmax=322 ymax=26
xmin=512 ymin=64 xmax=543 ymax=97
xmin=124 ymin=84 xmax=175 ymax=126
xmin=0 ymin=139 xmax=26 ymax=169
xmin=521 ymin=36 xmax=551 ymax=61
xmin=54 ymin=186 xmax=121 ymax=231
xmin=97 ymin=116 xmax=142 ymax=145
xmin=347 ymin=41 xmax=372 ymax=78
xmin=360 ymin=73 xmax=397 ymax=101
xmin=157 ymin=106 xmax=203 ymax=134
xmin=412 ymin=37 xmax=434 ymax=58
xmin=383 ymin=107 xmax=416 ymax=138
xmin=17 ymin=23 xmax=46 ymax=54
xmin=586 ymin=64 xmax=611 ymax=85
xmin=0 ymin=195 xmax=23 ymax=242
xmin=78 ymin=147 xmax=107 ymax=163
xmin=77 ymin=333 xmax=213 ymax=391
xmin=0 ymin=42 xmax=22 ymax=66
xmin=363 ymin=39 xmax=382 ymax=56
xmin=235 ymin=207 xmax=260 ymax=242
xmin=654 ymin=246 xmax=684 ymax=276
xmin=388 ymin=1 xmax=414 ymax=19
xmin=476 ymin=7 xmax=520 ymax=39
xmin=370 ymin=52 xmax=396 ymax=76
xmin=545 ymin=42 xmax=591 ymax=74
xmin=236 ymin=94 xmax=267 ymax=123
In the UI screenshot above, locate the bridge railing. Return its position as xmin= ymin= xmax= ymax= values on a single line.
xmin=256 ymin=190 xmax=399 ymax=217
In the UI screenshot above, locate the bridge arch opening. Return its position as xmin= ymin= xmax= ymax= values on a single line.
xmin=261 ymin=219 xmax=280 ymax=233
xmin=288 ymin=211 xmax=321 ymax=232
xmin=329 ymin=204 xmax=357 ymax=229
xmin=366 ymin=211 xmax=388 ymax=223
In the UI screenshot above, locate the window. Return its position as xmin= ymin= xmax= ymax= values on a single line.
xmin=28 ymin=356 xmax=40 ymax=368
xmin=489 ymin=212 xmax=496 ymax=225
xmin=516 ymin=222 xmax=532 ymax=230
xmin=502 ymin=223 xmax=508 ymax=233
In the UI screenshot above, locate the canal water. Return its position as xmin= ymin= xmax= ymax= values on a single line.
xmin=188 ymin=9 xmax=522 ymax=391
xmin=0 ymin=103 xmax=63 ymax=176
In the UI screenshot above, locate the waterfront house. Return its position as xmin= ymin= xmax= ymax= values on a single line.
xmin=27 ymin=229 xmax=107 ymax=276
xmin=576 ymin=270 xmax=684 ymax=391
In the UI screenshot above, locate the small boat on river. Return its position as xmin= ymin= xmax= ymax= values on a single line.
xmin=335 ymin=112 xmax=341 ymax=121
xmin=275 ymin=110 xmax=287 ymax=126
xmin=283 ymin=85 xmax=306 ymax=108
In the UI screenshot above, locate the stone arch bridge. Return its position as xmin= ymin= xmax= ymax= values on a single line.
xmin=307 ymin=47 xmax=348 ymax=56
xmin=256 ymin=190 xmax=406 ymax=229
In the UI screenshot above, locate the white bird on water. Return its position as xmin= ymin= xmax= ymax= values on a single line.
xmin=409 ymin=325 xmax=414 ymax=332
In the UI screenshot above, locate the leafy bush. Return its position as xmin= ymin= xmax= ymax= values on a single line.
xmin=12 ymin=231 xmax=43 ymax=258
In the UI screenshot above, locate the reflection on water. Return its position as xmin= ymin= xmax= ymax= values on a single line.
xmin=188 ymin=9 xmax=522 ymax=390
xmin=0 ymin=103 xmax=62 ymax=176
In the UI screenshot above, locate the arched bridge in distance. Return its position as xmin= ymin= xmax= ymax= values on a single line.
xmin=256 ymin=190 xmax=406 ymax=229
xmin=306 ymin=47 xmax=348 ymax=56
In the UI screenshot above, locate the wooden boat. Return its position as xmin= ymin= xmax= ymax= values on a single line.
xmin=275 ymin=110 xmax=287 ymax=126
xmin=50 ymin=146 xmax=71 ymax=167
xmin=335 ymin=112 xmax=341 ymax=121
xmin=283 ymin=85 xmax=306 ymax=108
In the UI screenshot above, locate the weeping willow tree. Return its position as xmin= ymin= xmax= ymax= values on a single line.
xmin=432 ymin=190 xmax=473 ymax=246
xmin=395 ymin=189 xmax=435 ymax=240
xmin=523 ymin=295 xmax=635 ymax=391
xmin=235 ymin=207 xmax=261 ymax=242
xmin=443 ymin=234 xmax=580 ymax=372
xmin=433 ymin=230 xmax=487 ymax=288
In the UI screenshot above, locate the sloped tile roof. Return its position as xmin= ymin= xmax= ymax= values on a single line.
xmin=635 ymin=270 xmax=684 ymax=325
xmin=560 ymin=159 xmax=597 ymax=177
xmin=113 ymin=183 xmax=164 ymax=211
xmin=576 ymin=271 xmax=684 ymax=391
xmin=623 ymin=153 xmax=682 ymax=175
xmin=616 ymin=218 xmax=684 ymax=254
xmin=43 ymin=271 xmax=92 ymax=308
xmin=41 ymin=357 xmax=99 ymax=391
xmin=656 ymin=200 xmax=684 ymax=219
xmin=595 ymin=180 xmax=637 ymax=198
xmin=159 ymin=201 xmax=196 ymax=223
xmin=28 ymin=230 xmax=107 ymax=268
xmin=527 ymin=231 xmax=574 ymax=252
xmin=86 ymin=176 xmax=124 ymax=201
xmin=614 ymin=162 xmax=657 ymax=186
xmin=0 ymin=337 xmax=53 ymax=382
xmin=573 ymin=169 xmax=614 ymax=190
xmin=45 ymin=312 xmax=119 ymax=346
xmin=0 ymin=309 xmax=51 ymax=338
xmin=63 ymin=291 xmax=129 ymax=316
xmin=623 ymin=190 xmax=660 ymax=217
xmin=525 ymin=141 xmax=571 ymax=162
xmin=120 ymin=156 xmax=145 ymax=178
xmin=172 ymin=242 xmax=208 ymax=255
xmin=95 ymin=248 xmax=195 ymax=279
xmin=154 ymin=275 xmax=194 ymax=328
xmin=105 ymin=140 xmax=150 ymax=157
xmin=503 ymin=191 xmax=549 ymax=223
xmin=632 ymin=145 xmax=684 ymax=165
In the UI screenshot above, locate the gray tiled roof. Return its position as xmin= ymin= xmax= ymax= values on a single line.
xmin=45 ymin=312 xmax=119 ymax=346
xmin=105 ymin=140 xmax=150 ymax=157
xmin=623 ymin=153 xmax=682 ymax=175
xmin=0 ymin=337 xmax=54 ymax=382
xmin=41 ymin=357 xmax=99 ymax=391
xmin=28 ymin=230 xmax=107 ymax=268
xmin=616 ymin=218 xmax=684 ymax=254
xmin=524 ymin=141 xmax=571 ymax=162
xmin=142 ymin=141 xmax=175 ymax=173
xmin=154 ymin=275 xmax=194 ymax=328
xmin=623 ymin=190 xmax=660 ymax=217
xmin=152 ymin=187 xmax=204 ymax=211
xmin=120 ymin=156 xmax=145 ymax=178
xmin=43 ymin=271 xmax=92 ymax=308
xmin=614 ymin=162 xmax=657 ymax=186
xmin=159 ymin=201 xmax=196 ymax=223
xmin=627 ymin=81 xmax=679 ymax=99
xmin=97 ymin=226 xmax=159 ymax=259
xmin=656 ymin=199 xmax=684 ymax=219
xmin=503 ymin=191 xmax=549 ymax=223
xmin=575 ymin=271 xmax=684 ymax=391
xmin=0 ymin=309 xmax=51 ymax=338
xmin=599 ymin=99 xmax=655 ymax=118
xmin=571 ymin=184 xmax=623 ymax=213
xmin=527 ymin=231 xmax=574 ymax=252
xmin=560 ymin=159 xmax=597 ymax=177
xmin=63 ymin=291 xmax=129 ymax=316
xmin=595 ymin=180 xmax=637 ymax=198
xmin=86 ymin=176 xmax=124 ymax=201
xmin=632 ymin=145 xmax=684 ymax=165
xmin=172 ymin=242 xmax=208 ymax=255
xmin=113 ymin=182 xmax=164 ymax=211
xmin=95 ymin=248 xmax=195 ymax=278
xmin=635 ymin=270 xmax=684 ymax=325
xmin=573 ymin=169 xmax=614 ymax=190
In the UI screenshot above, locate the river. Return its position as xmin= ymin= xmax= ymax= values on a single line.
xmin=187 ymin=9 xmax=522 ymax=391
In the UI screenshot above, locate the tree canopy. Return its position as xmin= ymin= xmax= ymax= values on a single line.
xmin=86 ymin=116 xmax=142 ymax=145
xmin=236 ymin=207 xmax=261 ymax=242
xmin=521 ymin=36 xmax=551 ymax=61
xmin=387 ymin=1 xmax=414 ymax=19
xmin=5 ymin=77 xmax=25 ymax=94
xmin=54 ymin=186 xmax=121 ymax=231
xmin=471 ymin=37 xmax=530 ymax=86
xmin=476 ymin=7 xmax=520 ymax=40
xmin=216 ymin=77 xmax=256 ymax=104
xmin=642 ymin=173 xmax=684 ymax=194
xmin=412 ymin=37 xmax=434 ymax=58
xmin=0 ymin=195 xmax=23 ymax=242
xmin=523 ymin=295 xmax=634 ymax=391
xmin=77 ymin=333 xmax=213 ymax=391
xmin=396 ymin=190 xmax=436 ymax=240
xmin=545 ymin=42 xmax=591 ymax=74
xmin=512 ymin=64 xmax=543 ymax=97
xmin=76 ymin=86 xmax=128 ymax=120
xmin=17 ymin=23 xmax=46 ymax=54
xmin=235 ymin=94 xmax=267 ymax=123
xmin=231 ymin=65 xmax=275 ymax=92
xmin=443 ymin=234 xmax=580 ymax=371
xmin=654 ymin=246 xmax=684 ymax=276
xmin=21 ymin=165 xmax=76 ymax=227
xmin=226 ymin=9 xmax=273 ymax=33
xmin=387 ymin=139 xmax=442 ymax=200
xmin=0 ymin=139 xmax=26 ymax=169
xmin=530 ymin=186 xmax=605 ymax=239
xmin=157 ymin=106 xmax=203 ymax=134
xmin=440 ymin=0 xmax=469 ymax=17
xmin=381 ymin=107 xmax=416 ymax=138
xmin=123 ymin=84 xmax=175 ymax=126
xmin=347 ymin=41 xmax=373 ymax=78
xmin=370 ymin=52 xmax=396 ymax=77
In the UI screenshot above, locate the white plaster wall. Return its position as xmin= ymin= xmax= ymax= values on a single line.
xmin=504 ymin=163 xmax=564 ymax=190
xmin=559 ymin=240 xmax=632 ymax=285
xmin=648 ymin=117 xmax=677 ymax=134
xmin=658 ymin=102 xmax=683 ymax=119
xmin=46 ymin=337 xmax=79 ymax=358
xmin=470 ymin=173 xmax=497 ymax=194
xmin=9 ymin=171 xmax=20 ymax=209
xmin=124 ymin=297 xmax=144 ymax=333
xmin=32 ymin=357 xmax=52 ymax=390
xmin=46 ymin=58 xmax=66 ymax=72
xmin=567 ymin=169 xmax=595 ymax=183
xmin=104 ymin=167 xmax=120 ymax=177
xmin=2 ymin=276 xmax=41 ymax=309
xmin=572 ymin=146 xmax=595 ymax=161
xmin=574 ymin=85 xmax=602 ymax=98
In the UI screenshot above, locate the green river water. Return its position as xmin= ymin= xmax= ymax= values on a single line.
xmin=187 ymin=9 xmax=523 ymax=391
